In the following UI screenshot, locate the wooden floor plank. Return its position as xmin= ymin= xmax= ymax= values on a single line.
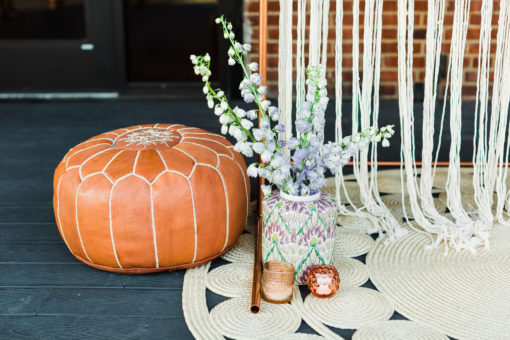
xmin=107 ymin=270 xmax=185 ymax=289
xmin=0 ymin=264 xmax=185 ymax=289
xmin=0 ymin=264 xmax=112 ymax=287
xmin=0 ymin=179 xmax=52 ymax=207
xmin=0 ymin=224 xmax=60 ymax=243
xmin=0 ymin=315 xmax=193 ymax=340
xmin=0 ymin=208 xmax=55 ymax=224
xmin=0 ymin=288 xmax=51 ymax=315
xmin=36 ymin=288 xmax=184 ymax=318
xmin=0 ymin=243 xmax=75 ymax=263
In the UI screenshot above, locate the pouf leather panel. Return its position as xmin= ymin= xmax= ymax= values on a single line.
xmin=53 ymin=124 xmax=249 ymax=273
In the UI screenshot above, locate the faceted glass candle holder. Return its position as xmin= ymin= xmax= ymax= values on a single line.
xmin=261 ymin=261 xmax=295 ymax=304
xmin=307 ymin=265 xmax=340 ymax=298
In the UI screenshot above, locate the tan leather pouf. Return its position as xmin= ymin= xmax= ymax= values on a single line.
xmin=53 ymin=124 xmax=250 ymax=273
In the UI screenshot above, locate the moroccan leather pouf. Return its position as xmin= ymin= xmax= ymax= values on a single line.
xmin=53 ymin=124 xmax=250 ymax=273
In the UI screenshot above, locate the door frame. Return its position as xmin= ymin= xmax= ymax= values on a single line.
xmin=0 ymin=0 xmax=242 ymax=96
xmin=0 ymin=0 xmax=125 ymax=93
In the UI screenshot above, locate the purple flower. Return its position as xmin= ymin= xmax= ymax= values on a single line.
xmin=261 ymin=100 xmax=271 ymax=111
xmin=292 ymin=149 xmax=309 ymax=164
xmin=312 ymin=116 xmax=325 ymax=132
xmin=260 ymin=120 xmax=270 ymax=129
xmin=243 ymin=93 xmax=255 ymax=103
xmin=239 ymin=79 xmax=252 ymax=90
xmin=193 ymin=21 xmax=395 ymax=196
xmin=300 ymin=184 xmax=311 ymax=196
xmin=287 ymin=137 xmax=299 ymax=150
xmin=271 ymin=170 xmax=285 ymax=185
xmin=297 ymin=104 xmax=311 ymax=119
xmin=252 ymin=128 xmax=264 ymax=141
xmin=295 ymin=170 xmax=307 ymax=183
xmin=252 ymin=142 xmax=265 ymax=153
xmin=261 ymin=150 xmax=272 ymax=162
xmin=246 ymin=110 xmax=258 ymax=120
xmin=268 ymin=106 xmax=278 ymax=117
xmin=250 ymin=73 xmax=263 ymax=86
xmin=275 ymin=124 xmax=285 ymax=133
xmin=295 ymin=120 xmax=312 ymax=133
xmin=264 ymin=137 xmax=276 ymax=151
xmin=270 ymin=153 xmax=286 ymax=169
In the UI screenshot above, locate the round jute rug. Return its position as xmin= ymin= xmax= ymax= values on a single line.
xmin=183 ymin=170 xmax=510 ymax=339
xmin=182 ymin=195 xmax=396 ymax=339
xmin=367 ymin=224 xmax=510 ymax=340
xmin=337 ymin=215 xmax=379 ymax=234
xmin=352 ymin=320 xmax=449 ymax=340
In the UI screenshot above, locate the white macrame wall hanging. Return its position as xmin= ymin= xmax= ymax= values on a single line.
xmin=275 ymin=0 xmax=510 ymax=251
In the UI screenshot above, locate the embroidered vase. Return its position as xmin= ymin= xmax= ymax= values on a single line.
xmin=261 ymin=190 xmax=337 ymax=284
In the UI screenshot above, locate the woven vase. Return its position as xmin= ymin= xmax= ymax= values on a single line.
xmin=261 ymin=190 xmax=337 ymax=284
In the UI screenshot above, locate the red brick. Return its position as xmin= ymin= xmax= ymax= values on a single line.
xmin=384 ymin=56 xmax=399 ymax=67
xmin=414 ymin=1 xmax=428 ymax=11
xmin=462 ymin=85 xmax=478 ymax=96
xmin=383 ymin=1 xmax=397 ymax=11
xmin=414 ymin=29 xmax=427 ymax=40
xmin=382 ymin=14 xmax=397 ymax=26
xmin=244 ymin=0 xmax=495 ymax=101
xmin=379 ymin=84 xmax=397 ymax=95
xmin=465 ymin=71 xmax=479 ymax=82
xmin=470 ymin=14 xmax=481 ymax=25
xmin=380 ymin=71 xmax=399 ymax=81
xmin=413 ymin=56 xmax=425 ymax=67
xmin=382 ymin=28 xmax=398 ymax=39
xmin=414 ymin=41 xmax=424 ymax=54
xmin=470 ymin=1 xmax=483 ymax=12
xmin=467 ymin=28 xmax=481 ymax=40
xmin=381 ymin=42 xmax=398 ymax=53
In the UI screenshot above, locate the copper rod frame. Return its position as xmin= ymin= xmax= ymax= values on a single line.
xmin=346 ymin=161 xmax=475 ymax=167
xmin=250 ymin=0 xmax=267 ymax=314
xmin=248 ymin=0 xmax=482 ymax=314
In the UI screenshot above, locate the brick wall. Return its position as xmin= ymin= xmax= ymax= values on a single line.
xmin=243 ymin=0 xmax=500 ymax=101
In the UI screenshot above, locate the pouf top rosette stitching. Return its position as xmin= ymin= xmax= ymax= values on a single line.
xmin=53 ymin=123 xmax=249 ymax=273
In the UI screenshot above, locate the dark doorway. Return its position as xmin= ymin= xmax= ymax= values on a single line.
xmin=124 ymin=0 xmax=220 ymax=83
xmin=0 ymin=0 xmax=242 ymax=95
xmin=0 ymin=0 xmax=123 ymax=93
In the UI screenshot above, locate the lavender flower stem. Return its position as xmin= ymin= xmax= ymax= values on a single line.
xmin=206 ymin=83 xmax=256 ymax=143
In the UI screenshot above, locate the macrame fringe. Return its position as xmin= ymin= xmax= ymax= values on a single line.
xmin=277 ymin=0 xmax=510 ymax=252
xmin=278 ymin=0 xmax=293 ymax=156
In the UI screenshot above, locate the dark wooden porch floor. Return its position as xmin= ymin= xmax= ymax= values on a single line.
xmin=0 ymin=99 xmax=466 ymax=339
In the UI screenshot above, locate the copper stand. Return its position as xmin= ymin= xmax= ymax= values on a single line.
xmin=250 ymin=0 xmax=267 ymax=314
xmin=247 ymin=0 xmax=483 ymax=314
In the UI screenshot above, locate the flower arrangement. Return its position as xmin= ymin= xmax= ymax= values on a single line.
xmin=191 ymin=16 xmax=394 ymax=197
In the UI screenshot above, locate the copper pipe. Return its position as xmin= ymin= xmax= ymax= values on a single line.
xmin=257 ymin=0 xmax=267 ymax=212
xmin=251 ymin=0 xmax=267 ymax=314
xmin=345 ymin=161 xmax=475 ymax=167
xmin=251 ymin=218 xmax=263 ymax=313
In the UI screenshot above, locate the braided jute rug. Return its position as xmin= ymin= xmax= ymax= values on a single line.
xmin=182 ymin=170 xmax=509 ymax=339
xmin=367 ymin=224 xmax=510 ymax=340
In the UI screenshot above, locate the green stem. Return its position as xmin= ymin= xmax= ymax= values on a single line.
xmin=219 ymin=18 xmax=282 ymax=153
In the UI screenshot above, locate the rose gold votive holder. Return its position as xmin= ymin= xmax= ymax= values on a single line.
xmin=261 ymin=261 xmax=295 ymax=304
xmin=307 ymin=265 xmax=340 ymax=298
